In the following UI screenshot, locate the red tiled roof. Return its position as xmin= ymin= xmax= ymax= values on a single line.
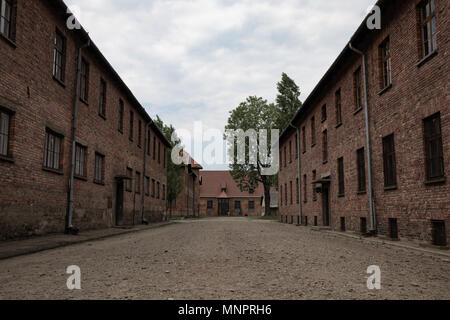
xmin=179 ymin=150 xmax=203 ymax=169
xmin=200 ymin=171 xmax=264 ymax=198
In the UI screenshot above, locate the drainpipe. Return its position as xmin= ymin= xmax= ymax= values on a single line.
xmin=289 ymin=123 xmax=302 ymax=225
xmin=141 ymin=120 xmax=152 ymax=224
xmin=65 ymin=38 xmax=91 ymax=234
xmin=349 ymin=42 xmax=376 ymax=234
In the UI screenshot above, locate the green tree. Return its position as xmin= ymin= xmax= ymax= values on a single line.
xmin=224 ymin=96 xmax=278 ymax=216
xmin=276 ymin=73 xmax=302 ymax=130
xmin=153 ymin=116 xmax=184 ymax=217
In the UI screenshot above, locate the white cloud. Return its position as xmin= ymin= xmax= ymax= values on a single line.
xmin=65 ymin=0 xmax=376 ymax=168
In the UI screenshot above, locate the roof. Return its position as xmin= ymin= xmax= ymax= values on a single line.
xmin=280 ymin=0 xmax=388 ymax=141
xmin=199 ymin=171 xmax=264 ymax=198
xmin=50 ymin=0 xmax=171 ymax=147
xmin=179 ymin=151 xmax=203 ymax=169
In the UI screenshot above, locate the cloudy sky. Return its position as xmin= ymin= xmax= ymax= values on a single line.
xmin=65 ymin=0 xmax=375 ymax=168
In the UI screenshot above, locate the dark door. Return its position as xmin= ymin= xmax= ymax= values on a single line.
xmin=322 ymin=184 xmax=330 ymax=226
xmin=115 ymin=180 xmax=124 ymax=226
xmin=218 ymin=199 xmax=229 ymax=216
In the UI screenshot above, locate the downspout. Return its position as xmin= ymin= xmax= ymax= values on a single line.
xmin=349 ymin=42 xmax=376 ymax=234
xmin=65 ymin=38 xmax=91 ymax=234
xmin=289 ymin=123 xmax=302 ymax=225
xmin=141 ymin=121 xmax=152 ymax=224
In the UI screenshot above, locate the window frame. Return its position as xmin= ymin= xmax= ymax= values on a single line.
xmin=354 ymin=67 xmax=363 ymax=111
xmin=126 ymin=167 xmax=133 ymax=192
xmin=135 ymin=171 xmax=141 ymax=194
xmin=129 ymin=111 xmax=134 ymax=141
xmin=335 ymin=89 xmax=342 ymax=126
xmin=357 ymin=148 xmax=366 ymax=193
xmin=0 ymin=108 xmax=13 ymax=160
xmin=0 ymin=0 xmax=15 ymax=41
xmin=74 ymin=143 xmax=87 ymax=179
xmin=322 ymin=130 xmax=328 ymax=163
xmin=382 ymin=134 xmax=397 ymax=189
xmin=53 ymin=29 xmax=66 ymax=84
xmin=94 ymin=152 xmax=105 ymax=185
xmin=118 ymin=99 xmax=124 ymax=133
xmin=248 ymin=200 xmax=255 ymax=212
xmin=43 ymin=128 xmax=64 ymax=173
xmin=338 ymin=157 xmax=345 ymax=196
xmin=379 ymin=37 xmax=392 ymax=90
xmin=80 ymin=58 xmax=89 ymax=103
xmin=98 ymin=79 xmax=107 ymax=118
xmin=423 ymin=113 xmax=445 ymax=183
xmin=418 ymin=0 xmax=437 ymax=58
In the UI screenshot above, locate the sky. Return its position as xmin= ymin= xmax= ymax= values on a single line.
xmin=65 ymin=0 xmax=376 ymax=169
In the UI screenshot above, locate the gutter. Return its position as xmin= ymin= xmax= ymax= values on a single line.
xmin=348 ymin=42 xmax=376 ymax=234
xmin=65 ymin=38 xmax=91 ymax=234
xmin=289 ymin=123 xmax=302 ymax=225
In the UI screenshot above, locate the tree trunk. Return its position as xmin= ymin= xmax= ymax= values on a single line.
xmin=263 ymin=183 xmax=271 ymax=216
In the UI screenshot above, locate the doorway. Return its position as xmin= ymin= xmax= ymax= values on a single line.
xmin=115 ymin=180 xmax=124 ymax=226
xmin=322 ymin=183 xmax=330 ymax=227
xmin=218 ymin=199 xmax=230 ymax=216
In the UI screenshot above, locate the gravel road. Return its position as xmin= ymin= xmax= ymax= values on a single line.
xmin=0 ymin=217 xmax=448 ymax=300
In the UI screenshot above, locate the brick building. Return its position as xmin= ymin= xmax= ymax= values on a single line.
xmin=199 ymin=171 xmax=264 ymax=217
xmin=278 ymin=0 xmax=449 ymax=246
xmin=169 ymin=152 xmax=203 ymax=217
xmin=0 ymin=0 xmax=170 ymax=239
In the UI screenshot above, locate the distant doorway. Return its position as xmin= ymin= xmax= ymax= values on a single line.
xmin=322 ymin=183 xmax=330 ymax=227
xmin=115 ymin=180 xmax=124 ymax=226
xmin=218 ymin=199 xmax=230 ymax=216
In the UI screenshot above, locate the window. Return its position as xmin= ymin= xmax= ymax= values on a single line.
xmin=0 ymin=0 xmax=13 ymax=40
xmin=357 ymin=148 xmax=366 ymax=193
xmin=303 ymin=174 xmax=307 ymax=203
xmin=290 ymin=181 xmax=293 ymax=205
xmin=312 ymin=170 xmax=317 ymax=201
xmin=157 ymin=181 xmax=160 ymax=199
xmin=74 ymin=143 xmax=87 ymax=178
xmin=279 ymin=148 xmax=283 ymax=171
xmin=338 ymin=157 xmax=345 ymax=196
xmin=354 ymin=67 xmax=363 ymax=110
xmin=418 ymin=0 xmax=437 ymax=58
xmin=335 ymin=89 xmax=342 ymax=125
xmin=302 ymin=126 xmax=306 ymax=153
xmin=249 ymin=201 xmax=255 ymax=212
xmin=138 ymin=120 xmax=142 ymax=147
xmin=129 ymin=111 xmax=134 ymax=141
xmin=340 ymin=217 xmax=346 ymax=232
xmin=284 ymin=183 xmax=287 ymax=205
xmin=284 ymin=146 xmax=287 ymax=167
xmin=289 ymin=140 xmax=292 ymax=163
xmin=382 ymin=134 xmax=397 ymax=188
xmin=126 ymin=168 xmax=132 ymax=192
xmin=94 ymin=153 xmax=104 ymax=184
xmin=163 ymin=147 xmax=166 ymax=168
xmin=311 ymin=117 xmax=316 ymax=146
xmin=207 ymin=200 xmax=213 ymax=210
xmin=118 ymin=100 xmax=124 ymax=133
xmin=135 ymin=171 xmax=141 ymax=194
xmin=53 ymin=30 xmax=66 ymax=82
xmin=99 ymin=79 xmax=106 ymax=117
xmin=0 ymin=110 xmax=11 ymax=157
xmin=80 ymin=59 xmax=89 ymax=102
xmin=431 ymin=220 xmax=447 ymax=246
xmin=145 ymin=176 xmax=150 ymax=196
xmin=379 ymin=38 xmax=392 ymax=89
xmin=158 ymin=141 xmax=161 ymax=164
xmin=424 ymin=113 xmax=445 ymax=182
xmin=147 ymin=129 xmax=151 ymax=156
xmin=162 ymin=184 xmax=166 ymax=200
xmin=296 ymin=178 xmax=299 ymax=204
xmin=151 ymin=179 xmax=155 ymax=198
xmin=322 ymin=130 xmax=328 ymax=163
xmin=234 ymin=200 xmax=241 ymax=212
xmin=43 ymin=130 xmax=63 ymax=171
xmin=153 ymin=136 xmax=156 ymax=160
xmin=280 ymin=185 xmax=283 ymax=206
xmin=321 ymin=104 xmax=327 ymax=122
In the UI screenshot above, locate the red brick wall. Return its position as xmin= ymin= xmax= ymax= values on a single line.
xmin=0 ymin=0 xmax=168 ymax=239
xmin=170 ymin=166 xmax=201 ymax=217
xmin=279 ymin=0 xmax=449 ymax=244
xmin=199 ymin=198 xmax=262 ymax=217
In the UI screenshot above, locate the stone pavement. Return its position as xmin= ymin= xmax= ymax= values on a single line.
xmin=0 ymin=221 xmax=174 ymax=260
